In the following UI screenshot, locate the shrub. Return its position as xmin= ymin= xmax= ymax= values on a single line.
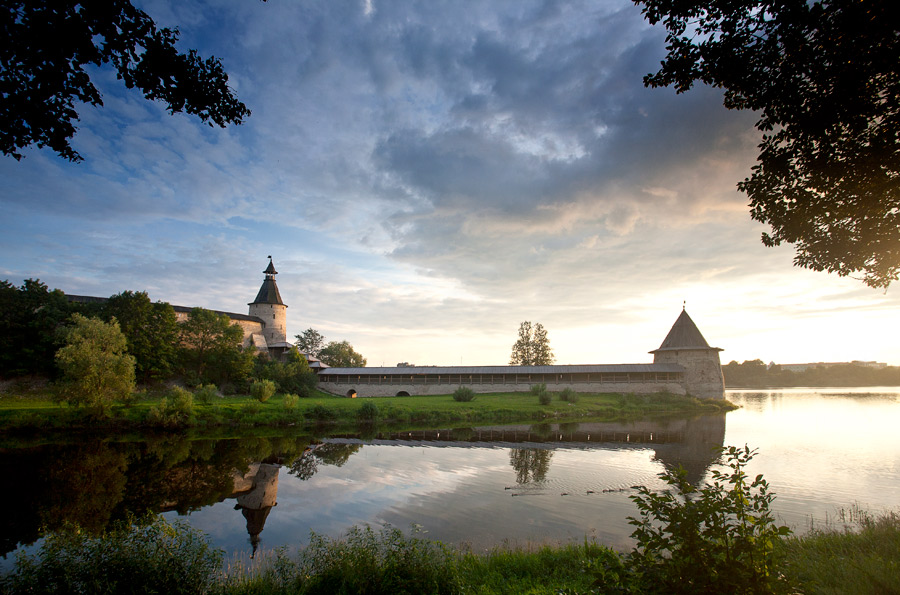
xmin=194 ymin=383 xmax=218 ymax=405
xmin=295 ymin=525 xmax=460 ymax=595
xmin=357 ymin=400 xmax=379 ymax=421
xmin=5 ymin=517 xmax=222 ymax=594
xmin=614 ymin=445 xmax=792 ymax=594
xmin=531 ymin=383 xmax=551 ymax=405
xmin=147 ymin=387 xmax=195 ymax=427
xmin=282 ymin=393 xmax=300 ymax=410
xmin=559 ymin=387 xmax=578 ymax=403
xmin=243 ymin=401 xmax=261 ymax=416
xmin=452 ymin=386 xmax=475 ymax=402
xmin=250 ymin=379 xmax=276 ymax=403
xmin=308 ymin=404 xmax=336 ymax=421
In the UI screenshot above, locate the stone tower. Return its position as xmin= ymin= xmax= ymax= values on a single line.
xmin=650 ymin=309 xmax=725 ymax=400
xmin=248 ymin=256 xmax=287 ymax=347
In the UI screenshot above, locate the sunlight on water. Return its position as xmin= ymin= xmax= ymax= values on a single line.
xmin=2 ymin=388 xmax=898 ymax=567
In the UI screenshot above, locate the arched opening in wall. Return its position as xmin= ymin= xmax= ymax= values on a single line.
xmin=396 ymin=391 xmax=410 ymax=397
xmin=346 ymin=389 xmax=357 ymax=398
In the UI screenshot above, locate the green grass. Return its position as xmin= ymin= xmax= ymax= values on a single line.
xmin=5 ymin=511 xmax=898 ymax=595
xmin=778 ymin=509 xmax=900 ymax=594
xmin=0 ymin=383 xmax=734 ymax=432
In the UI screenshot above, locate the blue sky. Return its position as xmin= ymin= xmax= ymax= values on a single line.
xmin=2 ymin=0 xmax=898 ymax=367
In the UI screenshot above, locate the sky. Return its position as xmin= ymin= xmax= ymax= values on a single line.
xmin=2 ymin=0 xmax=898 ymax=368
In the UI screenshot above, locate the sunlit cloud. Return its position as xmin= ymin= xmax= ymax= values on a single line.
xmin=2 ymin=0 xmax=899 ymax=368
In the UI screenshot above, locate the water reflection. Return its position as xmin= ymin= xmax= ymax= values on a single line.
xmin=288 ymin=443 xmax=363 ymax=481
xmin=509 ymin=449 xmax=553 ymax=484
xmin=0 ymin=413 xmax=727 ymax=560
xmin=232 ymin=463 xmax=280 ymax=557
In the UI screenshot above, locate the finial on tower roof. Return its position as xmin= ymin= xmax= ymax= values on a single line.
xmin=263 ymin=257 xmax=277 ymax=276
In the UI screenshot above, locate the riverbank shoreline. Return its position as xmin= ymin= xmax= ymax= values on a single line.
xmin=0 ymin=384 xmax=735 ymax=434
xmin=3 ymin=510 xmax=896 ymax=594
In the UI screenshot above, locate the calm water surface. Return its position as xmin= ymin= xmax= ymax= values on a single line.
xmin=2 ymin=388 xmax=898 ymax=566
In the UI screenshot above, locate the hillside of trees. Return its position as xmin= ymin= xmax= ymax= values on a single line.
xmin=723 ymin=359 xmax=900 ymax=388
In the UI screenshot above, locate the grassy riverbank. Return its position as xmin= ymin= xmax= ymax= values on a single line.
xmin=0 ymin=383 xmax=734 ymax=432
xmin=3 ymin=511 xmax=897 ymax=594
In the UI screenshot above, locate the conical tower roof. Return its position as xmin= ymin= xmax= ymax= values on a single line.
xmin=250 ymin=256 xmax=285 ymax=306
xmin=651 ymin=309 xmax=721 ymax=352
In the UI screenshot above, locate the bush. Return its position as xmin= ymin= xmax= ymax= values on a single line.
xmin=612 ymin=445 xmax=792 ymax=594
xmin=251 ymin=379 xmax=276 ymax=403
xmin=357 ymin=400 xmax=379 ymax=421
xmin=559 ymin=387 xmax=578 ymax=403
xmin=531 ymin=383 xmax=551 ymax=405
xmin=147 ymin=387 xmax=195 ymax=427
xmin=307 ymin=404 xmax=336 ymax=421
xmin=243 ymin=401 xmax=261 ymax=416
xmin=452 ymin=386 xmax=475 ymax=402
xmin=295 ymin=525 xmax=460 ymax=595
xmin=4 ymin=516 xmax=222 ymax=595
xmin=194 ymin=383 xmax=218 ymax=405
xmin=283 ymin=393 xmax=300 ymax=410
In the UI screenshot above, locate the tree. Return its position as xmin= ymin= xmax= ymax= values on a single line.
xmin=54 ymin=314 xmax=136 ymax=416
xmin=1 ymin=0 xmax=252 ymax=162
xmin=0 ymin=279 xmax=76 ymax=377
xmin=317 ymin=340 xmax=367 ymax=368
xmin=254 ymin=346 xmax=318 ymax=396
xmin=178 ymin=308 xmax=253 ymax=386
xmin=509 ymin=321 xmax=555 ymax=366
xmin=103 ymin=290 xmax=178 ymax=383
xmin=294 ymin=328 xmax=327 ymax=357
xmin=633 ymin=0 xmax=900 ymax=288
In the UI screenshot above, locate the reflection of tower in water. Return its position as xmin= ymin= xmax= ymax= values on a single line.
xmin=231 ymin=463 xmax=280 ymax=557
xmin=650 ymin=414 xmax=727 ymax=487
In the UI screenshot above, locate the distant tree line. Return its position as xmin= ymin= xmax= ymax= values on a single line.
xmin=0 ymin=279 xmax=319 ymax=413
xmin=723 ymin=359 xmax=900 ymax=388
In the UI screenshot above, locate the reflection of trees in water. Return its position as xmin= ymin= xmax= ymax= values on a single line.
xmin=42 ymin=442 xmax=129 ymax=533
xmin=288 ymin=443 xmax=363 ymax=481
xmin=509 ymin=448 xmax=553 ymax=484
xmin=0 ymin=434 xmax=314 ymax=556
xmin=0 ymin=441 xmax=128 ymax=556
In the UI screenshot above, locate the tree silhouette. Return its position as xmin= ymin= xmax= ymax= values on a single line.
xmin=509 ymin=321 xmax=555 ymax=366
xmin=634 ymin=0 xmax=900 ymax=288
xmin=1 ymin=1 xmax=252 ymax=162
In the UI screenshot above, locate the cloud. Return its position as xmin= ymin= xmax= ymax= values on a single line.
xmin=3 ymin=0 xmax=899 ymax=368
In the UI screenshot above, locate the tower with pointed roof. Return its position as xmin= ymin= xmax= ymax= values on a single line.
xmin=248 ymin=256 xmax=288 ymax=351
xmin=650 ymin=309 xmax=725 ymax=399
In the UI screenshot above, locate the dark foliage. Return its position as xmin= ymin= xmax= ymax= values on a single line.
xmin=178 ymin=307 xmax=253 ymax=386
xmin=102 ymin=290 xmax=178 ymax=383
xmin=635 ymin=0 xmax=900 ymax=288
xmin=0 ymin=279 xmax=78 ymax=377
xmin=254 ymin=347 xmax=318 ymax=396
xmin=1 ymin=0 xmax=251 ymax=162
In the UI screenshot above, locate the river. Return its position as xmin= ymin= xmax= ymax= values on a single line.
xmin=1 ymin=388 xmax=898 ymax=566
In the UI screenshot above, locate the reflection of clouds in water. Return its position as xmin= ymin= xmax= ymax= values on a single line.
xmin=159 ymin=417 xmax=728 ymax=556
